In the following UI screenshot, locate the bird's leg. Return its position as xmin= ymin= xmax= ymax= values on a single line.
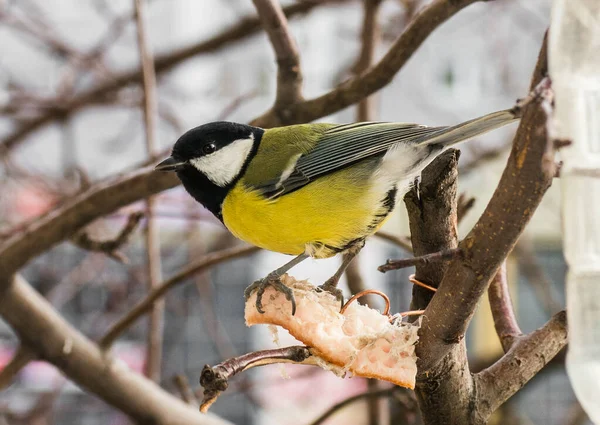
xmin=318 ymin=241 xmax=365 ymax=306
xmin=244 ymin=253 xmax=309 ymax=316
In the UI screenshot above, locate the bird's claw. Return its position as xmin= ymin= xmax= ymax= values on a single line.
xmin=317 ymin=278 xmax=344 ymax=309
xmin=244 ymin=273 xmax=297 ymax=316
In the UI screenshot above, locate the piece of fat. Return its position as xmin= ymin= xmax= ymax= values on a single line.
xmin=245 ymin=275 xmax=419 ymax=388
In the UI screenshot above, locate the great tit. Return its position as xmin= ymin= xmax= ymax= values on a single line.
xmin=156 ymin=108 xmax=518 ymax=314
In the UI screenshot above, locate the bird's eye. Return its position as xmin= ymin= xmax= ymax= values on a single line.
xmin=202 ymin=143 xmax=217 ymax=155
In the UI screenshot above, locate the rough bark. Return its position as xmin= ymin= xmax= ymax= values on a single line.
xmin=404 ymin=150 xmax=477 ymax=425
xmin=416 ymin=33 xmax=552 ymax=374
xmin=0 ymin=275 xmax=231 ymax=425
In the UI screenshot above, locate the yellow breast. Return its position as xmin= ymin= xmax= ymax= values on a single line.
xmin=222 ymin=166 xmax=391 ymax=258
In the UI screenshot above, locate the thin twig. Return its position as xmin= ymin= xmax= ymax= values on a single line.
xmin=378 ymin=248 xmax=462 ymax=273
xmin=252 ymin=0 xmax=303 ymax=109
xmin=351 ymin=3 xmax=387 ymax=411
xmin=476 ymin=310 xmax=567 ymax=416
xmin=199 ymin=346 xmax=314 ymax=412
xmin=0 ymin=1 xmax=344 ymax=153
xmin=216 ymin=90 xmax=260 ymax=121
xmin=189 ymin=224 xmax=239 ymax=360
xmin=0 ymin=345 xmax=36 ymax=390
xmin=308 ymin=387 xmax=404 ymax=425
xmin=173 ymin=374 xmax=199 ymax=407
xmin=487 ymin=262 xmax=522 ymax=352
xmin=134 ymin=0 xmax=164 ymax=383
xmin=513 ymin=240 xmax=562 ymax=314
xmin=509 ymin=76 xmax=552 ymax=118
xmin=457 ymin=193 xmax=475 ymax=225
xmin=563 ymin=401 xmax=590 ymax=425
xmin=252 ymin=0 xmax=484 ymax=127
xmin=374 ymin=231 xmax=413 ymax=252
xmin=355 ymin=0 xmax=383 ymax=121
xmin=71 ymin=211 xmax=144 ymax=263
xmin=99 ymin=245 xmax=260 ymax=349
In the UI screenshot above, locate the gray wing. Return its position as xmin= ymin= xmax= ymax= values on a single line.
xmin=256 ymin=122 xmax=446 ymax=199
xmin=255 ymin=109 xmax=518 ymax=198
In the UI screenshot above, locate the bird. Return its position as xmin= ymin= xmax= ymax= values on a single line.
xmin=155 ymin=108 xmax=518 ymax=315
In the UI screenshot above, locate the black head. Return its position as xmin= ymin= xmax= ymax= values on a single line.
xmin=155 ymin=121 xmax=263 ymax=219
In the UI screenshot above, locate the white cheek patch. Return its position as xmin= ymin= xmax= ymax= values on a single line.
xmin=190 ymin=136 xmax=254 ymax=187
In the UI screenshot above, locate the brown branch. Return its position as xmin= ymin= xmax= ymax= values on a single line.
xmin=459 ymin=143 xmax=511 ymax=175
xmin=308 ymin=387 xmax=405 ymax=425
xmin=403 ymin=149 xmax=475 ymax=425
xmin=405 ymin=149 xmax=460 ymax=310
xmin=476 ymin=311 xmax=567 ymax=418
xmin=355 ymin=0 xmax=383 ymax=121
xmin=513 ymin=239 xmax=562 ymax=313
xmin=0 ymin=275 xmax=231 ymax=425
xmin=352 ymin=8 xmax=388 ymax=422
xmin=199 ymin=346 xmax=314 ymax=413
xmin=0 ymin=345 xmax=36 ymax=390
xmin=252 ymin=0 xmax=303 ymax=109
xmin=173 ymin=374 xmax=199 ymax=407
xmin=0 ymin=165 xmax=178 ymax=293
xmin=99 ymin=245 xmax=260 ymax=349
xmin=71 ymin=211 xmax=144 ymax=263
xmin=457 ymin=193 xmax=475 ymax=224
xmin=378 ymin=248 xmax=462 ymax=273
xmin=374 ymin=231 xmax=413 ymax=252
xmin=252 ymin=0 xmax=484 ymax=127
xmin=416 ymin=33 xmax=552 ymax=374
xmin=487 ymin=262 xmax=522 ymax=352
xmin=563 ymin=401 xmax=590 ymax=425
xmin=134 ymin=0 xmax=164 ymax=384
xmin=0 ymin=0 xmax=341 ymax=153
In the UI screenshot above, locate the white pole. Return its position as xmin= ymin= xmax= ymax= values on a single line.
xmin=550 ymin=1 xmax=600 ymax=423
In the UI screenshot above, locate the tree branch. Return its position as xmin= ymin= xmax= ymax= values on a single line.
xmin=252 ymin=0 xmax=302 ymax=109
xmin=134 ymin=0 xmax=165 ymax=384
xmin=355 ymin=0 xmax=383 ymax=121
xmin=0 ymin=275 xmax=231 ymax=425
xmin=71 ymin=211 xmax=144 ymax=263
xmin=487 ymin=262 xmax=522 ymax=352
xmin=199 ymin=346 xmax=314 ymax=412
xmin=403 ymin=149 xmax=476 ymax=425
xmin=405 ymin=150 xmax=460 ymax=309
xmin=416 ymin=33 xmax=552 ymax=373
xmin=0 ymin=0 xmax=342 ymax=153
xmin=99 ymin=245 xmax=260 ymax=349
xmin=0 ymin=166 xmax=177 ymax=292
xmin=0 ymin=345 xmax=36 ymax=390
xmin=476 ymin=311 xmax=567 ymax=418
xmin=309 ymin=387 xmax=408 ymax=425
xmin=374 ymin=231 xmax=413 ymax=252
xmin=173 ymin=374 xmax=199 ymax=407
xmin=378 ymin=248 xmax=462 ymax=273
xmin=252 ymin=0 xmax=483 ymax=127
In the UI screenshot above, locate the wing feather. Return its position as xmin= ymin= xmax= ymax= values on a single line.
xmin=256 ymin=122 xmax=444 ymax=198
xmin=253 ymin=108 xmax=517 ymax=198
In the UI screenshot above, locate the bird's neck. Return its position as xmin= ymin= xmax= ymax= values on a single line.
xmin=177 ymin=127 xmax=264 ymax=221
xmin=177 ymin=167 xmax=229 ymax=221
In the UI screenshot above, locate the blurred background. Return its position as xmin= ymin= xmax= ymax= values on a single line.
xmin=0 ymin=0 xmax=583 ymax=424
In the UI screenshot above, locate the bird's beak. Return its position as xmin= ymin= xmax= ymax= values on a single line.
xmin=155 ymin=156 xmax=185 ymax=172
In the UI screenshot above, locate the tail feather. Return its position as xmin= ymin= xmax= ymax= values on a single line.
xmin=418 ymin=109 xmax=518 ymax=148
